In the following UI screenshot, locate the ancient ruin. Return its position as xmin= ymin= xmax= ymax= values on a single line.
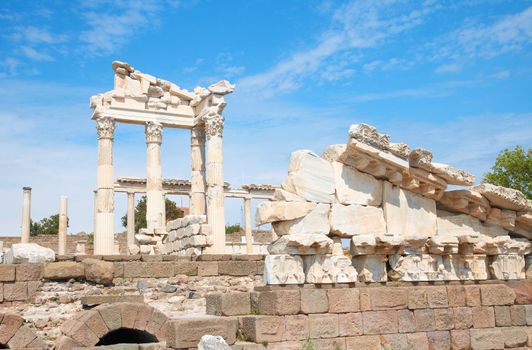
xmin=1 ymin=62 xmax=531 ymax=350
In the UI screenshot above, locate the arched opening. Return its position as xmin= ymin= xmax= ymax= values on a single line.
xmin=96 ymin=328 xmax=158 ymax=346
xmin=0 ymin=343 xmax=8 ymax=349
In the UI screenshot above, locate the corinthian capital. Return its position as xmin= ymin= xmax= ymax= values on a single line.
xmin=96 ymin=117 xmax=115 ymax=140
xmin=145 ymin=121 xmax=163 ymax=144
xmin=204 ymin=113 xmax=224 ymax=139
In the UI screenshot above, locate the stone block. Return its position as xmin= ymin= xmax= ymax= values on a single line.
xmin=398 ymin=309 xmax=416 ymax=333
xmin=470 ymin=328 xmax=504 ymax=350
xmin=78 ymin=310 xmax=109 ymax=338
xmin=311 ymin=337 xmax=346 ymax=350
xmin=332 ymin=161 xmax=383 ymax=206
xmin=494 ymin=306 xmax=511 ymax=327
xmin=472 ymin=306 xmax=495 ymax=328
xmin=352 ymin=255 xmax=387 ymax=282
xmin=414 ymin=309 xmax=435 ymax=332
xmin=0 ymin=265 xmax=16 ymax=282
xmin=309 ymin=313 xmax=338 ymax=339
xmin=254 ymin=290 xmax=300 ymax=315
xmin=3 ymin=282 xmax=27 ymax=301
xmin=167 ymin=316 xmax=238 ymax=348
xmin=84 ymin=258 xmax=114 ymax=286
xmin=81 ymin=295 xmax=144 ymax=306
xmin=255 ymin=201 xmax=316 ymax=226
xmin=300 ymin=289 xmax=328 ymax=314
xmin=15 ymin=263 xmax=43 ymax=281
xmin=427 ymin=330 xmax=451 ymax=350
xmin=123 ymin=262 xmax=174 ymax=278
xmin=447 ymin=285 xmax=466 ymax=307
xmin=408 ymin=287 xmax=429 ymax=309
xmin=427 ymin=286 xmax=448 ymax=308
xmin=514 ymin=282 xmax=532 ymax=305
xmin=44 ymin=262 xmax=85 ymax=280
xmin=382 ymin=181 xmax=437 ymax=238
xmin=206 ymin=292 xmax=250 ymax=316
xmin=174 ymin=261 xmax=198 ymax=276
xmin=451 ymin=329 xmax=470 ymax=350
xmin=304 ymin=255 xmax=358 ymax=283
xmin=434 ymin=308 xmax=454 ymax=330
xmin=369 ymin=287 xmax=408 ymax=310
xmin=338 ymin=313 xmax=363 ymax=337
xmin=96 ymin=304 xmax=122 ymax=331
xmin=490 ymin=254 xmax=526 ymax=280
xmin=0 ymin=313 xmax=24 ymax=344
xmin=380 ymin=333 xmax=408 ymax=350
xmin=407 ymin=332 xmax=429 ymax=350
xmin=268 ymin=233 xmax=332 ymax=255
xmin=480 ymin=284 xmax=515 ymax=305
xmin=511 ymin=305 xmax=527 ymax=326
xmin=272 ymin=204 xmax=331 ymax=236
xmin=465 ymin=285 xmax=481 ymax=306
xmin=283 ymin=314 xmax=308 ymax=341
xmin=264 ymin=255 xmax=304 ymax=285
xmin=7 ymin=325 xmax=37 ymax=349
xmin=198 ymin=262 xmax=219 ymax=276
xmin=362 ymin=310 xmax=398 ymax=334
xmin=359 ymin=288 xmax=371 ymax=311
xmin=218 ymin=261 xmax=257 ymax=276
xmin=526 ymin=305 xmax=532 ymax=325
xmin=133 ymin=304 xmax=154 ymax=331
xmin=241 ymin=315 xmax=284 ymax=343
xmin=327 ymin=288 xmax=360 ymax=313
xmin=345 ymin=335 xmax=380 ymax=350
xmin=453 ymin=307 xmax=473 ymax=329
xmin=330 ymin=203 xmax=386 ymax=237
xmin=501 ymin=326 xmax=528 ymax=348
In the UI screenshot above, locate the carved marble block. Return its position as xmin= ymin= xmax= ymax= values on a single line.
xmin=264 ymin=255 xmax=305 ymax=285
xmin=303 ymin=255 xmax=358 ymax=283
xmin=352 ymin=255 xmax=387 ymax=282
xmin=489 ymin=255 xmax=525 ymax=280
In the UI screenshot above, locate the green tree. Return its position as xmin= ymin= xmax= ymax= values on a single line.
xmin=225 ymin=223 xmax=243 ymax=234
xmin=30 ymin=214 xmax=69 ymax=236
xmin=482 ymin=146 xmax=531 ymax=199
xmin=121 ymin=196 xmax=184 ymax=233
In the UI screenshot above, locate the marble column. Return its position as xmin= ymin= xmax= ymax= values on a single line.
xmin=58 ymin=195 xmax=68 ymax=255
xmin=127 ymin=192 xmax=135 ymax=251
xmin=94 ymin=117 xmax=115 ymax=255
xmin=204 ymin=114 xmax=226 ymax=253
xmin=145 ymin=121 xmax=165 ymax=231
xmin=244 ymin=197 xmax=252 ymax=254
xmin=190 ymin=126 xmax=206 ymax=215
xmin=21 ymin=187 xmax=31 ymax=243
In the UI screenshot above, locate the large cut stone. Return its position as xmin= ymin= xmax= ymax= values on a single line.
xmin=332 ymin=161 xmax=383 ymax=206
xmin=388 ymin=254 xmax=445 ymax=281
xmin=436 ymin=212 xmax=508 ymax=238
xmin=352 ymin=255 xmax=387 ymax=282
xmin=255 ymin=201 xmax=315 ymax=226
xmin=489 ymin=255 xmax=525 ymax=280
xmin=83 ymin=258 xmax=114 ymax=286
xmin=438 ymin=189 xmax=490 ymax=221
xmin=348 ymin=123 xmax=390 ymax=150
xmin=268 ymin=234 xmax=333 ymax=255
xmin=472 ymin=183 xmax=529 ymax=211
xmin=4 ymin=243 xmax=55 ymax=264
xmin=382 ymin=182 xmax=437 ymax=238
xmin=263 ymin=255 xmax=305 ymax=285
xmin=271 ymin=188 xmax=306 ymax=202
xmin=431 ymin=162 xmax=475 ymax=186
xmin=514 ymin=212 xmax=532 ymax=239
xmin=44 ymin=262 xmax=85 ymax=280
xmin=486 ymin=208 xmax=516 ymax=231
xmin=282 ymin=150 xmax=335 ymax=203
xmin=272 ymin=203 xmax=330 ymax=235
xmin=197 ymin=335 xmax=230 ymax=350
xmin=330 ymin=203 xmax=387 ymax=237
xmin=303 ymin=255 xmax=358 ymax=283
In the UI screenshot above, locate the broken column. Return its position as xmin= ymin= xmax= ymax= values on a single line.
xmin=190 ymin=126 xmax=206 ymax=216
xmin=58 ymin=195 xmax=68 ymax=255
xmin=21 ymin=186 xmax=31 ymax=243
xmin=94 ymin=117 xmax=115 ymax=255
xmin=145 ymin=121 xmax=165 ymax=231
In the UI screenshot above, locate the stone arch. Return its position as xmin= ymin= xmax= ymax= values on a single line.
xmin=0 ymin=312 xmax=46 ymax=349
xmin=56 ymin=302 xmax=168 ymax=350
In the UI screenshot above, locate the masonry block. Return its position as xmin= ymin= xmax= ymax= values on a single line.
xmin=470 ymin=328 xmax=504 ymax=350
xmin=451 ymin=329 xmax=470 ymax=350
xmin=241 ymin=315 xmax=284 ymax=343
xmin=472 ymin=306 xmax=495 ymax=328
xmin=7 ymin=325 xmax=37 ymax=349
xmin=312 ymin=337 xmax=346 ymax=350
xmin=501 ymin=326 xmax=528 ymax=348
xmin=3 ymin=282 xmax=27 ymax=301
xmin=345 ymin=335 xmax=380 ymax=350
xmin=369 ymin=287 xmax=408 ymax=310
xmin=510 ymin=305 xmax=527 ymax=326
xmin=434 ymin=308 xmax=454 ymax=330
xmin=338 ymin=313 xmax=363 ymax=337
xmin=15 ymin=264 xmax=43 ymax=281
xmin=525 ymin=305 xmax=532 ymax=325
xmin=167 ymin=316 xmax=238 ymax=348
xmin=480 ymin=284 xmax=515 ymax=305
xmin=408 ymin=287 xmax=429 ymax=309
xmin=427 ymin=286 xmax=448 ymax=308
xmin=174 ymin=261 xmax=198 ymax=276
xmin=398 ymin=309 xmax=416 ymax=333
xmin=206 ymin=292 xmax=251 ymax=316
xmin=44 ymin=262 xmax=84 ymax=280
xmin=414 ymin=309 xmax=435 ymax=332
xmin=78 ymin=310 xmax=109 ymax=338
xmin=465 ymin=285 xmax=481 ymax=306
xmin=309 ymin=313 xmax=338 ymax=339
xmin=362 ymin=310 xmax=398 ymax=334
xmin=0 ymin=265 xmax=15 ymax=282
xmin=380 ymin=333 xmax=408 ymax=350
xmin=218 ymin=261 xmax=257 ymax=276
xmin=447 ymin=285 xmax=466 ymax=307
xmin=427 ymin=330 xmax=451 ymax=350
xmin=406 ymin=332 xmax=429 ymax=350
xmin=494 ymin=306 xmax=511 ymax=327
xmin=359 ymin=288 xmax=371 ymax=311
xmin=453 ymin=307 xmax=473 ymax=329
xmin=254 ymin=290 xmax=300 ymax=315
xmin=283 ymin=314 xmax=309 ymax=341
xmin=198 ymin=262 xmax=219 ymax=276
xmin=327 ymin=288 xmax=359 ymax=313
xmin=300 ymin=289 xmax=328 ymax=314
xmin=0 ymin=313 xmax=24 ymax=344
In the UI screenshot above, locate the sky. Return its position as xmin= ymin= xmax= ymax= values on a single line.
xmin=0 ymin=0 xmax=531 ymax=236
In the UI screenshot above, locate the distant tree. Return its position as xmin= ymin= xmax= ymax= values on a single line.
xmin=121 ymin=196 xmax=184 ymax=233
xmin=30 ymin=214 xmax=68 ymax=236
xmin=226 ymin=223 xmax=243 ymax=234
xmin=482 ymin=145 xmax=531 ymax=199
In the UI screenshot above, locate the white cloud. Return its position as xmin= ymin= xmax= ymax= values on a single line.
xmin=435 ymin=63 xmax=462 ymax=74
xmin=21 ymin=46 xmax=54 ymax=61
xmin=10 ymin=26 xmax=67 ymax=44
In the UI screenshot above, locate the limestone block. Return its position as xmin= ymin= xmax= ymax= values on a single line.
xmin=272 ymin=203 xmax=330 ymax=235
xmin=330 ymin=203 xmax=387 ymax=238
xmin=514 ymin=212 xmax=532 ymax=239
xmin=197 ymin=335 xmax=230 ymax=350
xmin=408 ymin=148 xmax=433 ymax=170
xmin=436 ymin=213 xmax=484 ymax=238
xmin=448 ymin=255 xmax=489 ymax=280
xmin=387 ymin=142 xmax=410 ymax=159
xmin=352 ymin=255 xmax=387 ymax=282
xmin=350 ymin=234 xmax=376 ymax=255
xmin=182 ymin=214 xmax=207 ymax=226
xmin=255 ymin=201 xmax=316 ymax=226
xmin=44 ymin=262 xmax=85 ymax=280
xmin=426 ymin=236 xmax=459 ymax=254
xmin=267 ymin=234 xmax=333 ymax=255
xmin=388 ymin=254 xmax=446 ymax=281
xmin=438 ymin=190 xmax=490 ymax=220
xmin=485 ymin=208 xmax=516 ymax=231
xmin=430 ymin=162 xmax=475 ymax=186
xmin=382 ymin=181 xmax=437 ymax=238
xmin=349 ymin=123 xmax=390 ymax=150
xmin=402 ymin=167 xmax=447 ymax=200
xmin=263 ymin=255 xmax=305 ymax=285
xmin=271 ymin=188 xmax=306 ymax=202
xmin=83 ymin=258 xmax=114 ymax=286
xmin=282 ymin=150 xmax=336 ymax=203
xmin=166 ymin=316 xmax=238 ymax=348
xmin=489 ymin=255 xmax=525 ymax=280
xmin=472 ymin=183 xmax=529 ymax=211
xmin=332 ymin=161 xmax=383 ymax=206
xmin=4 ymin=243 xmax=55 ymax=264
xmin=303 ymin=255 xmax=358 ymax=283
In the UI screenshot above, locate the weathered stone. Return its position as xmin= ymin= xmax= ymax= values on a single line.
xmin=408 ymin=287 xmax=429 ymax=309
xmin=4 ymin=243 xmax=55 ymax=263
xmin=282 ymin=150 xmax=336 ymax=203
xmin=3 ymin=282 xmax=28 ymax=301
xmin=470 ymin=328 xmax=504 ymax=350
xmin=486 ymin=208 xmax=516 ymax=230
xmin=447 ymin=285 xmax=466 ymax=307
xmin=255 ymin=201 xmax=316 ymax=226
xmin=327 ymin=288 xmax=360 ymax=313
xmin=15 ymin=263 xmax=43 ymax=281
xmin=510 ymin=305 xmax=527 ymax=326
xmin=514 ymin=212 xmax=532 ymax=239
xmin=434 ymin=308 xmax=454 ymax=330
xmin=7 ymin=325 xmax=38 ymax=349
xmin=303 ymin=255 xmax=358 ymax=283
xmin=332 ymin=161 xmax=383 ymax=206
xmin=472 ymin=306 xmax=495 ymax=328
xmin=268 ymin=234 xmax=332 ymax=255
xmin=166 ymin=316 xmax=238 ymax=348
xmin=431 ymin=162 xmax=475 ymax=186
xmin=352 ymin=255 xmax=387 ymax=282
xmin=349 ymin=234 xmax=377 ymax=255
xmin=382 ymin=181 xmax=437 ymax=238
xmin=345 ymin=335 xmax=381 ymax=350
xmin=453 ymin=307 xmax=473 ymax=329
xmin=407 ymin=332 xmax=429 ymax=350
xmin=330 ymin=203 xmax=386 ymax=237
xmin=489 ymin=254 xmax=525 ymax=280
xmin=0 ymin=265 xmax=15 ymax=282
xmin=338 ymin=313 xmax=363 ymax=336
xmin=427 ymin=330 xmax=451 ymax=350
xmin=241 ymin=316 xmax=284 ymax=343
xmin=272 ymin=204 xmax=331 ymax=236
xmin=44 ymin=261 xmax=85 ymax=281
xmin=308 ymin=313 xmax=338 ymax=338
xmin=263 ymin=255 xmax=305 ymax=285
xmin=349 ymin=123 xmax=390 ymax=150
xmin=271 ymin=188 xmax=306 ymax=202
xmin=427 ymin=286 xmax=448 ymax=308
xmin=362 ymin=310 xmax=398 ymax=334
xmin=398 ymin=309 xmax=416 ymax=333
xmin=206 ymin=292 xmax=250 ymax=316
xmin=369 ymin=287 xmax=408 ymax=310
xmin=414 ymin=309 xmax=435 ymax=331
xmin=388 ymin=254 xmax=445 ymax=282
xmin=472 ymin=183 xmax=528 ymax=211
xmin=450 ymin=329 xmax=470 ymax=350
xmin=197 ymin=335 xmax=230 ymax=350
xmin=81 ymin=295 xmax=144 ymax=306
xmin=83 ymin=258 xmax=114 ymax=285
xmin=283 ymin=314 xmax=309 ymax=341
xmin=438 ymin=190 xmax=491 ymax=221
xmin=254 ymin=290 xmax=300 ymax=315
xmin=300 ymin=289 xmax=328 ymax=314
xmin=0 ymin=313 xmax=24 ymax=345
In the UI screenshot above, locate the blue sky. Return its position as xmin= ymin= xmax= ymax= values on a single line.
xmin=1 ymin=0 xmax=531 ymax=235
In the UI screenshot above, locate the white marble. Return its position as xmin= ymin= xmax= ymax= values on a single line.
xmin=264 ymin=255 xmax=305 ymax=285
xmin=304 ymin=255 xmax=358 ymax=283
xmin=330 ymin=203 xmax=387 ymax=238
xmin=272 ymin=203 xmax=330 ymax=235
xmin=332 ymin=161 xmax=383 ymax=206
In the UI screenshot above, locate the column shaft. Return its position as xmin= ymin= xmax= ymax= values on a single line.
xmin=127 ymin=192 xmax=135 ymax=250
xmin=21 ymin=187 xmax=31 ymax=243
xmin=145 ymin=122 xmax=165 ymax=231
xmin=94 ymin=117 xmax=115 ymax=255
xmin=244 ymin=197 xmax=252 ymax=254
xmin=58 ymin=196 xmax=68 ymax=255
xmin=190 ymin=127 xmax=206 ymax=215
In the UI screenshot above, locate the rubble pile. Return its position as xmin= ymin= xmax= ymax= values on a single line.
xmin=165 ymin=215 xmax=213 ymax=256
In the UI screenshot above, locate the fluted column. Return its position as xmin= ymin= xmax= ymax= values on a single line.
xmin=244 ymin=197 xmax=252 ymax=254
xmin=94 ymin=117 xmax=115 ymax=255
xmin=127 ymin=192 xmax=135 ymax=250
xmin=145 ymin=121 xmax=165 ymax=231
xmin=205 ymin=114 xmax=225 ymax=253
xmin=190 ymin=127 xmax=206 ymax=215
xmin=21 ymin=187 xmax=31 ymax=243
xmin=58 ymin=195 xmax=68 ymax=255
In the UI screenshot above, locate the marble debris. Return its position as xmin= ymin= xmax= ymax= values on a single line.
xmin=304 ymin=255 xmax=358 ymax=283
xmin=352 ymin=255 xmax=387 ymax=282
xmin=267 ymin=234 xmax=333 ymax=255
xmin=272 ymin=203 xmax=330 ymax=236
xmin=264 ymin=255 xmax=305 ymax=285
xmin=472 ymin=183 xmax=529 ymax=211
xmin=330 ymin=203 xmax=387 ymax=238
xmin=332 ymin=161 xmax=383 ymax=206
xmin=255 ymin=201 xmax=316 ymax=225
